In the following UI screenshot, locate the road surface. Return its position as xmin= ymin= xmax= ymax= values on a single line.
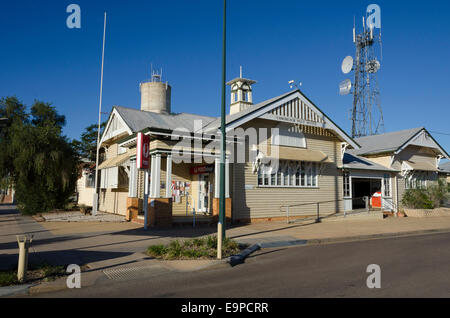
xmin=33 ymin=231 xmax=450 ymax=298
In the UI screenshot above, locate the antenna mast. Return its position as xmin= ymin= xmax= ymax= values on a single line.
xmin=340 ymin=7 xmax=385 ymax=138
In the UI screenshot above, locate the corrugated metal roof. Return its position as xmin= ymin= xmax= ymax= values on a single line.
xmin=343 ymin=153 xmax=398 ymax=172
xmin=114 ymin=106 xmax=217 ymax=133
xmin=349 ymin=127 xmax=424 ymax=156
xmin=439 ymin=161 xmax=450 ymax=173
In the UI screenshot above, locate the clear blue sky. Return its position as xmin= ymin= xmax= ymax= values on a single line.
xmin=1 ymin=0 xmax=449 ymax=158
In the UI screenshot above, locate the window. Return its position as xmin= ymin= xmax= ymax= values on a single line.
xmin=100 ymin=167 xmax=119 ymax=189
xmin=257 ymin=160 xmax=319 ymax=188
xmin=85 ymin=172 xmax=95 ymax=188
xmin=300 ymin=162 xmax=306 ymax=186
xmin=405 ymin=172 xmax=428 ymax=190
xmin=383 ymin=174 xmax=391 ymax=197
xmin=343 ymin=172 xmax=350 ymax=198
xmin=306 ymin=163 xmax=312 ymax=187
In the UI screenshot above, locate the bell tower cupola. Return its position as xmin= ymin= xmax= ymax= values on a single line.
xmin=226 ymin=66 xmax=257 ymax=115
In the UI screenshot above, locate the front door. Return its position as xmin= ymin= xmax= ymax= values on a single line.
xmin=198 ymin=174 xmax=210 ymax=213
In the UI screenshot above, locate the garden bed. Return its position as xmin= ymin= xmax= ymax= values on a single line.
xmin=147 ymin=236 xmax=247 ymax=260
xmin=0 ymin=263 xmax=67 ymax=287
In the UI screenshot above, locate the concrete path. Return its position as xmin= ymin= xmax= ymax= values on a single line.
xmin=40 ymin=211 xmax=126 ymax=222
xmin=227 ymin=216 xmax=450 ymax=246
xmin=0 ymin=205 xmax=218 ymax=271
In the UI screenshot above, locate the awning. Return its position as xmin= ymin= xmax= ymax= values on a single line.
xmin=98 ymin=148 xmax=136 ymax=169
xmin=264 ymin=146 xmax=333 ymax=163
xmin=402 ymin=160 xmax=438 ymax=172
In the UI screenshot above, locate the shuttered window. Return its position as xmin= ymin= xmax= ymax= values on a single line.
xmin=100 ymin=167 xmax=119 ymax=189
xmin=128 ymin=160 xmax=138 ymax=198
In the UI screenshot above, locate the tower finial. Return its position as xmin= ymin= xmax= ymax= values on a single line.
xmin=240 ymin=66 xmax=243 ymax=79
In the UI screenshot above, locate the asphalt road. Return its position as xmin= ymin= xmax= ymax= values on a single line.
xmin=35 ymin=232 xmax=450 ymax=298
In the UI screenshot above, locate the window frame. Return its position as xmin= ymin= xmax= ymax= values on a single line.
xmin=257 ymin=160 xmax=320 ymax=188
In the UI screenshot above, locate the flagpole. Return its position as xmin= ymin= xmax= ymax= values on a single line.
xmin=93 ymin=12 xmax=107 ymax=216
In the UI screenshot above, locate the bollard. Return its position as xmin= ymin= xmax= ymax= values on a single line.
xmin=217 ymin=222 xmax=223 ymax=260
xmin=16 ymin=235 xmax=32 ymax=283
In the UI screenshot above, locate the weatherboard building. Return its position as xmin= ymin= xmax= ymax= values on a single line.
xmin=95 ymin=72 xmax=449 ymax=227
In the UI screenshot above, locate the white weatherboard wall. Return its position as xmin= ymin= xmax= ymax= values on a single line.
xmin=77 ymin=171 xmax=95 ymax=207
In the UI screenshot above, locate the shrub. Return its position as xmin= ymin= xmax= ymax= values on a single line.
xmin=402 ymin=179 xmax=449 ymax=209
xmin=147 ymin=245 xmax=168 ymax=258
xmin=427 ymin=179 xmax=448 ymax=208
xmin=402 ymin=189 xmax=434 ymax=209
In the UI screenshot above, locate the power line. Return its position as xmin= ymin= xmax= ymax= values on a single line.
xmin=430 ymin=131 xmax=450 ymax=136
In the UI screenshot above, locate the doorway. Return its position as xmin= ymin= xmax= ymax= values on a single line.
xmin=351 ymin=178 xmax=382 ymax=209
xmin=198 ymin=174 xmax=210 ymax=214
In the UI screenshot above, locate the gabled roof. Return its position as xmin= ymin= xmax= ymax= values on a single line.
xmin=202 ymin=89 xmax=360 ymax=149
xmin=343 ymin=153 xmax=398 ymax=172
xmin=114 ymin=106 xmax=217 ymax=133
xmin=350 ymin=127 xmax=449 ymax=159
xmin=350 ymin=127 xmax=424 ymax=156
xmin=201 ymin=91 xmax=295 ymax=132
xmin=439 ymin=161 xmax=450 ymax=173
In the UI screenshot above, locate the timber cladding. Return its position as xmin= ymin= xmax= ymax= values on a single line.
xmin=232 ymin=130 xmax=344 ymax=221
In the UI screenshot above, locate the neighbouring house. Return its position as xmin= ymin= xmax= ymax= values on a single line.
xmin=345 ymin=128 xmax=450 ymax=212
xmin=439 ymin=161 xmax=450 ymax=184
xmin=76 ymin=159 xmax=96 ymax=207
xmin=95 ymin=70 xmax=449 ymax=226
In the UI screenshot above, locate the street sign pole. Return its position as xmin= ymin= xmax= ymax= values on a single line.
xmin=137 ymin=132 xmax=151 ymax=230
xmin=144 ymin=169 xmax=149 ymax=230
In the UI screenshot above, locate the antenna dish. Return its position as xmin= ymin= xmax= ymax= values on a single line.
xmin=341 ymin=56 xmax=354 ymax=74
xmin=365 ymin=59 xmax=381 ymax=73
xmin=339 ymin=79 xmax=352 ymax=95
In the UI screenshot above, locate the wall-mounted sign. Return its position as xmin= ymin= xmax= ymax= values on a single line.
xmin=190 ymin=165 xmax=214 ymax=175
xmin=137 ymin=132 xmax=150 ymax=169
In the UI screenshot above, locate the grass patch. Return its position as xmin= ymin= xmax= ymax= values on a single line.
xmin=0 ymin=271 xmax=18 ymax=287
xmin=147 ymin=236 xmax=245 ymax=260
xmin=0 ymin=263 xmax=70 ymax=287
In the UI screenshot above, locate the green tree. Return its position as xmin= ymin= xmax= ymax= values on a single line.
xmin=0 ymin=97 xmax=79 ymax=214
xmin=72 ymin=122 xmax=107 ymax=163
xmin=0 ymin=97 xmax=29 ymax=191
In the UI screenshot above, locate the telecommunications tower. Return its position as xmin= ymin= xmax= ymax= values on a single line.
xmin=339 ymin=6 xmax=385 ymax=138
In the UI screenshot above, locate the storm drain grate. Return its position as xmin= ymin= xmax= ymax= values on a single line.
xmin=103 ymin=265 xmax=168 ymax=281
